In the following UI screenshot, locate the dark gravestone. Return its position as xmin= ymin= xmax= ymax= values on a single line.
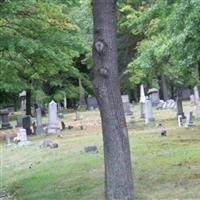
xmin=87 ymin=97 xmax=98 ymax=110
xmin=61 ymin=121 xmax=66 ymax=130
xmin=176 ymin=97 xmax=185 ymax=118
xmin=0 ymin=109 xmax=12 ymax=130
xmin=4 ymin=105 xmax=15 ymax=113
xmin=22 ymin=116 xmax=32 ymax=135
xmin=16 ymin=116 xmax=24 ymax=127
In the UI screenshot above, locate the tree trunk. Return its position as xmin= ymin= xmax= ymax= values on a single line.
xmin=92 ymin=1 xmax=134 ymax=200
xmin=161 ymin=74 xmax=169 ymax=101
xmin=26 ymin=89 xmax=32 ymax=116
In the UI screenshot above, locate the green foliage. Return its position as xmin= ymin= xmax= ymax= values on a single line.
xmin=120 ymin=0 xmax=200 ymax=88
xmin=0 ymin=0 xmax=90 ymax=106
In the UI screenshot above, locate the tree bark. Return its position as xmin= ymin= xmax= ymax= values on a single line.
xmin=26 ymin=89 xmax=32 ymax=116
xmin=92 ymin=1 xmax=134 ymax=200
xmin=160 ymin=74 xmax=169 ymax=101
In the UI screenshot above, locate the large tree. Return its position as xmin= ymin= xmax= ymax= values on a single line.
xmin=92 ymin=0 xmax=134 ymax=199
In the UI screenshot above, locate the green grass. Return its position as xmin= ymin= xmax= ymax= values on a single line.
xmin=1 ymin=101 xmax=200 ymax=200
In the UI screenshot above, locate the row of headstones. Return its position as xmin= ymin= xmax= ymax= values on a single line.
xmin=139 ymin=85 xmax=200 ymax=126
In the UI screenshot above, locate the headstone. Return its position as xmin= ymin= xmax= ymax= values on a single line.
xmin=140 ymin=85 xmax=146 ymax=118
xmin=22 ymin=116 xmax=32 ymax=135
xmin=87 ymin=97 xmax=98 ymax=109
xmin=48 ymin=100 xmax=59 ymax=134
xmin=156 ymin=100 xmax=164 ymax=110
xmin=190 ymin=95 xmax=196 ymax=106
xmin=75 ymin=111 xmax=81 ymax=120
xmin=17 ymin=128 xmax=31 ymax=146
xmin=16 ymin=116 xmax=24 ymax=127
xmin=84 ymin=144 xmax=98 ymax=153
xmin=194 ymin=86 xmax=200 ymax=102
xmin=178 ymin=115 xmax=183 ymax=128
xmin=195 ymin=106 xmax=200 ymax=120
xmin=5 ymin=135 xmax=11 ymax=145
xmin=185 ymin=111 xmax=193 ymax=128
xmin=4 ymin=105 xmax=15 ymax=113
xmin=121 ymin=95 xmax=133 ymax=115
xmin=0 ymin=109 xmax=12 ymax=130
xmin=36 ymin=108 xmax=44 ymax=135
xmin=58 ymin=112 xmax=64 ymax=119
xmin=145 ymin=99 xmax=154 ymax=124
xmin=39 ymin=140 xmax=58 ymax=149
xmin=148 ymin=88 xmax=160 ymax=106
xmin=176 ymin=97 xmax=185 ymax=118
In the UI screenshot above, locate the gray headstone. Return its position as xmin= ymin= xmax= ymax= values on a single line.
xmin=48 ymin=100 xmax=58 ymax=134
xmin=84 ymin=145 xmax=98 ymax=153
xmin=87 ymin=97 xmax=98 ymax=109
xmin=121 ymin=95 xmax=133 ymax=115
xmin=145 ymin=99 xmax=154 ymax=124
xmin=75 ymin=111 xmax=81 ymax=120
xmin=36 ymin=108 xmax=44 ymax=135
xmin=148 ymin=88 xmax=160 ymax=106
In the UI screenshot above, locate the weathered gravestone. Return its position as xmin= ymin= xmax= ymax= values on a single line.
xmin=140 ymin=84 xmax=146 ymax=118
xmin=16 ymin=116 xmax=24 ymax=127
xmin=0 ymin=109 xmax=12 ymax=130
xmin=195 ymin=106 xmax=200 ymax=120
xmin=17 ymin=128 xmax=31 ymax=146
xmin=84 ymin=144 xmax=98 ymax=153
xmin=22 ymin=116 xmax=32 ymax=135
xmin=185 ymin=111 xmax=193 ymax=128
xmin=75 ymin=111 xmax=81 ymax=120
xmin=190 ymin=94 xmax=196 ymax=106
xmin=148 ymin=88 xmax=160 ymax=106
xmin=36 ymin=108 xmax=44 ymax=135
xmin=48 ymin=100 xmax=59 ymax=134
xmin=121 ymin=95 xmax=133 ymax=115
xmin=145 ymin=99 xmax=154 ymax=124
xmin=87 ymin=96 xmax=98 ymax=110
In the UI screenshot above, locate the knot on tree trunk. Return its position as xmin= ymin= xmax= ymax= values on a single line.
xmin=95 ymin=41 xmax=105 ymax=54
xmin=99 ymin=68 xmax=109 ymax=78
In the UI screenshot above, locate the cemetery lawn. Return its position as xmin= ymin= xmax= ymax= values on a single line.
xmin=1 ymin=102 xmax=200 ymax=200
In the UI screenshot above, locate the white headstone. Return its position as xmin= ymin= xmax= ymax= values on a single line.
xmin=48 ymin=100 xmax=58 ymax=134
xmin=195 ymin=106 xmax=200 ymax=120
xmin=185 ymin=111 xmax=193 ymax=128
xmin=17 ymin=128 xmax=31 ymax=146
xmin=190 ymin=94 xmax=196 ymax=106
xmin=140 ymin=85 xmax=146 ymax=103
xmin=145 ymin=99 xmax=154 ymax=124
